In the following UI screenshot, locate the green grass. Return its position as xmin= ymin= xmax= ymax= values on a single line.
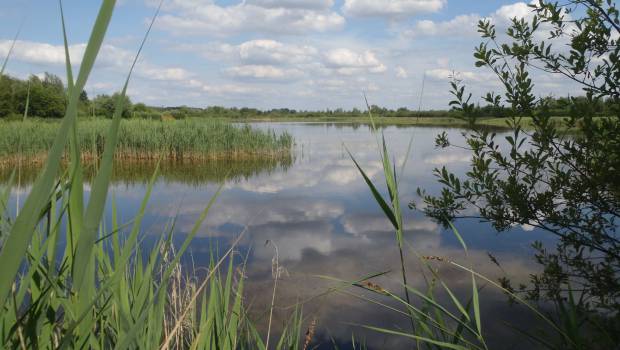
xmin=0 ymin=118 xmax=293 ymax=164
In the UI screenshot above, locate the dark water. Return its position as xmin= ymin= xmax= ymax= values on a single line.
xmin=5 ymin=123 xmax=557 ymax=349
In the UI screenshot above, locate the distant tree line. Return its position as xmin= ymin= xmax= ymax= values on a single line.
xmin=0 ymin=73 xmax=135 ymax=119
xmin=2 ymin=72 xmax=619 ymax=120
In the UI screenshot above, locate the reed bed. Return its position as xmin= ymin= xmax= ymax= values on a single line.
xmin=0 ymin=118 xmax=293 ymax=165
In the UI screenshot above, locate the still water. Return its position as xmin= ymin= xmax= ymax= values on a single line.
xmin=6 ymin=123 xmax=555 ymax=349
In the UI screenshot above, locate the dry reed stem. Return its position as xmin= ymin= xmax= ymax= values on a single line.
xmin=358 ymin=280 xmax=389 ymax=295
xmin=302 ymin=317 xmax=317 ymax=350
xmin=160 ymin=232 xmax=246 ymax=350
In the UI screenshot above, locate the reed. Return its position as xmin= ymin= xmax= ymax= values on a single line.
xmin=0 ymin=118 xmax=293 ymax=165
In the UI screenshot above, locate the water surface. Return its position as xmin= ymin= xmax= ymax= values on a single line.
xmin=6 ymin=123 xmax=556 ymax=349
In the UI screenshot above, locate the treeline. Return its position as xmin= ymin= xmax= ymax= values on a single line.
xmin=103 ymin=98 xmax=620 ymax=120
xmin=0 ymin=73 xmax=135 ymax=119
xmin=2 ymin=72 xmax=619 ymax=120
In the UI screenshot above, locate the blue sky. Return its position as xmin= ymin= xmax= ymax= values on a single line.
xmin=0 ymin=0 xmax=581 ymax=110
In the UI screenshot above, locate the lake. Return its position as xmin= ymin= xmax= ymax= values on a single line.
xmin=4 ymin=123 xmax=556 ymax=349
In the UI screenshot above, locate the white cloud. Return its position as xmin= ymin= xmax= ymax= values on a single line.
xmin=0 ymin=40 xmax=84 ymax=66
xmin=238 ymin=40 xmax=317 ymax=65
xmin=202 ymin=83 xmax=263 ymax=96
xmin=405 ymin=2 xmax=539 ymax=38
xmin=342 ymin=0 xmax=445 ymax=18
xmin=0 ymin=39 xmax=190 ymax=83
xmin=153 ymin=0 xmax=345 ymax=36
xmin=493 ymin=2 xmax=532 ymax=23
xmin=324 ymin=48 xmax=387 ymax=74
xmin=426 ymin=68 xmax=492 ymax=83
xmin=138 ymin=65 xmax=190 ymax=81
xmin=225 ymin=64 xmax=304 ymax=81
xmin=406 ymin=14 xmax=481 ymax=37
xmin=395 ymin=66 xmax=408 ymax=78
xmin=245 ymin=0 xmax=334 ymax=10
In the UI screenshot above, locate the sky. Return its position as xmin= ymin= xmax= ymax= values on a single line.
xmin=0 ymin=0 xmax=582 ymax=110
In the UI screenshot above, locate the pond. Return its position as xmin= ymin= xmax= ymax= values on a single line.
xmin=4 ymin=123 xmax=557 ymax=349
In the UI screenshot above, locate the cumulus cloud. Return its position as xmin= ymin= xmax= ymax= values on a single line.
xmin=426 ymin=68 xmax=492 ymax=83
xmin=176 ymin=39 xmax=389 ymax=86
xmin=0 ymin=39 xmax=190 ymax=83
xmin=153 ymin=0 xmax=345 ymax=36
xmin=237 ymin=40 xmax=318 ymax=65
xmin=395 ymin=66 xmax=408 ymax=78
xmin=406 ymin=2 xmax=541 ymax=38
xmin=342 ymin=0 xmax=446 ymax=18
xmin=225 ymin=64 xmax=304 ymax=81
xmin=0 ymin=40 xmax=85 ymax=66
xmin=406 ymin=14 xmax=481 ymax=37
xmin=245 ymin=0 xmax=334 ymax=10
xmin=493 ymin=2 xmax=532 ymax=23
xmin=323 ymin=48 xmax=387 ymax=74
xmin=139 ymin=65 xmax=190 ymax=81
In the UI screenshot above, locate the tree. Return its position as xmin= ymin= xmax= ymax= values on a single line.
xmin=416 ymin=0 xmax=620 ymax=345
xmin=0 ymin=75 xmax=19 ymax=117
xmin=93 ymin=93 xmax=132 ymax=118
xmin=21 ymin=74 xmax=66 ymax=118
xmin=133 ymin=102 xmax=148 ymax=113
xmin=79 ymin=90 xmax=89 ymax=103
xmin=0 ymin=73 xmax=67 ymax=118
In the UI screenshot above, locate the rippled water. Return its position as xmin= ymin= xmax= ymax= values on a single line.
xmin=5 ymin=123 xmax=557 ymax=349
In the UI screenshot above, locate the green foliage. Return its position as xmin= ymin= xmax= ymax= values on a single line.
xmin=417 ymin=1 xmax=620 ymax=347
xmin=0 ymin=73 xmax=67 ymax=118
xmin=93 ymin=92 xmax=133 ymax=118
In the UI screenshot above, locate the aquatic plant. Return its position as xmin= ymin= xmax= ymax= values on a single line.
xmin=0 ymin=118 xmax=293 ymax=165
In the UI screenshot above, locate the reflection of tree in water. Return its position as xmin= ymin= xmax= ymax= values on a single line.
xmin=1 ymin=155 xmax=294 ymax=187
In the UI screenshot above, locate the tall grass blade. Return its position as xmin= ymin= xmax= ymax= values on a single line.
xmin=59 ymin=0 xmax=74 ymax=92
xmin=0 ymin=0 xmax=117 ymax=306
xmin=73 ymin=0 xmax=161 ymax=289
xmin=346 ymin=148 xmax=398 ymax=229
xmin=0 ymin=19 xmax=23 ymax=76
xmin=447 ymin=222 xmax=482 ymax=337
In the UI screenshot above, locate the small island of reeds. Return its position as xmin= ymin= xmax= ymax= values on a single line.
xmin=0 ymin=118 xmax=293 ymax=166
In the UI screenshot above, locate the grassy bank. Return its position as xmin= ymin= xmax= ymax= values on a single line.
xmin=0 ymin=118 xmax=293 ymax=165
